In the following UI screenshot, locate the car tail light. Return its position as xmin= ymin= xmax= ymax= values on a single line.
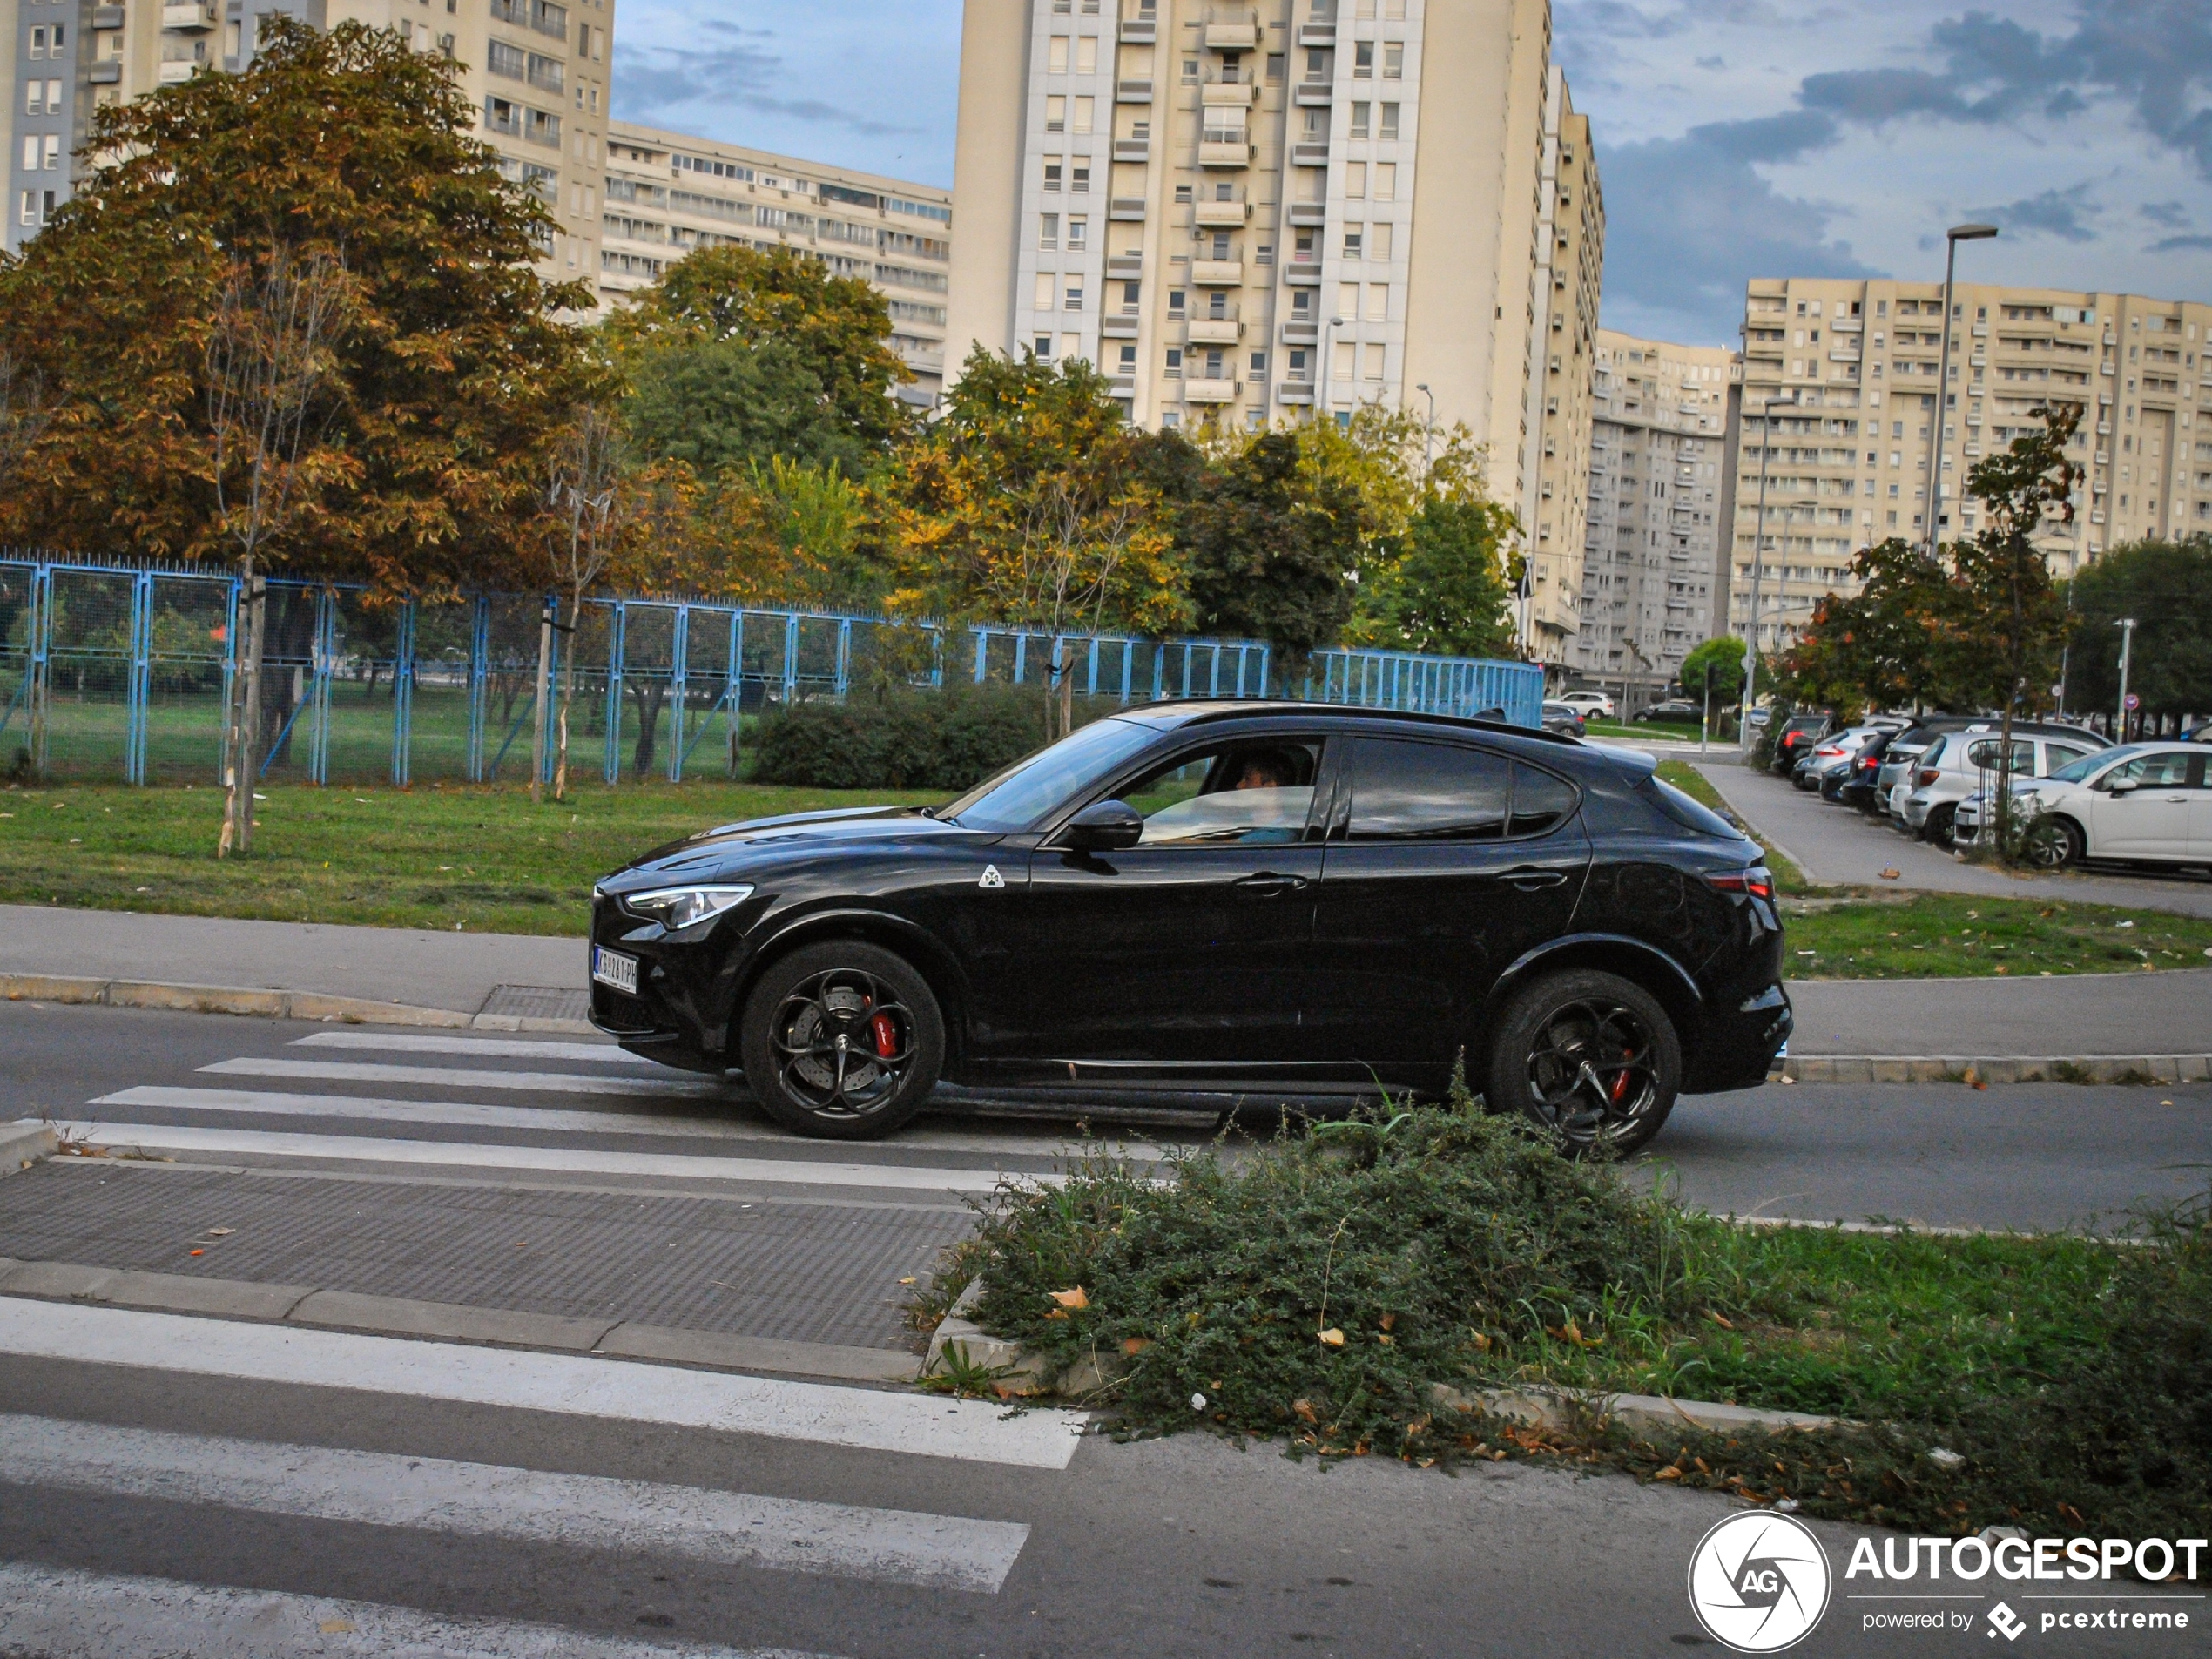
xmin=1916 ymin=768 xmax=1940 ymax=786
xmin=1708 ymin=867 xmax=1775 ymax=901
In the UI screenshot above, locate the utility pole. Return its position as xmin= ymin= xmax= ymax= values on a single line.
xmin=1415 ymin=381 xmax=1435 ymax=472
xmin=1924 ymin=223 xmax=1999 ymax=555
xmin=2114 ymin=617 xmax=2136 ymax=742
xmin=1737 ymin=393 xmax=1797 ymax=751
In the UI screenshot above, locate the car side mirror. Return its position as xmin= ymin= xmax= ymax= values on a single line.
xmin=1062 ymin=799 xmax=1144 ymax=851
xmin=2105 ymin=776 xmax=2139 ymax=795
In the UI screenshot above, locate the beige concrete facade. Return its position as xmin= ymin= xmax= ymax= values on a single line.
xmin=1574 ymin=329 xmax=1737 ymax=695
xmin=1732 ymin=277 xmax=2212 ymax=651
xmin=1515 ymin=66 xmax=1602 ymax=665
xmin=944 ymin=0 xmax=1586 ymax=601
xmin=602 ymin=123 xmax=953 ymax=401
xmin=6 ymin=0 xmax=614 ymax=286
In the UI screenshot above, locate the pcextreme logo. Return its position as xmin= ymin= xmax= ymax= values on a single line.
xmin=1687 ymin=1511 xmax=1833 ymax=1653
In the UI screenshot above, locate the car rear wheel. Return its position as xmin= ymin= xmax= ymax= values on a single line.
xmin=738 ymin=941 xmax=944 ymax=1140
xmin=2021 ymin=815 xmax=2083 ymax=870
xmin=1925 ymin=803 xmax=1958 ymax=852
xmin=1485 ymin=969 xmax=1682 ymax=1157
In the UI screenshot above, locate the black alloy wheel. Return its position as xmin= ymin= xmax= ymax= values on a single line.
xmin=1487 ymin=969 xmax=1682 ymax=1156
xmin=739 ymin=941 xmax=944 ymax=1140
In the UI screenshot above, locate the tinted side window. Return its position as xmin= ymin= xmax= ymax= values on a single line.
xmin=1345 ymin=740 xmax=1511 ymax=841
xmin=1510 ymin=764 xmax=1580 ymax=836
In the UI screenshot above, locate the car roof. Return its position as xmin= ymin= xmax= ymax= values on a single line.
xmin=1121 ymin=699 xmax=1585 ymax=748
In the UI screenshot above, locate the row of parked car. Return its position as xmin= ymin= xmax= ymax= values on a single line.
xmin=1764 ymin=711 xmax=2212 ymax=869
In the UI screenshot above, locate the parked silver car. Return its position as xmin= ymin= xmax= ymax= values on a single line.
xmin=1904 ymin=725 xmax=2108 ymax=850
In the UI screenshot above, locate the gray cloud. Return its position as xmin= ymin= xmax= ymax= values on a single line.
xmin=2148 ymin=233 xmax=2212 ymax=253
xmin=1696 ymin=55 xmax=1727 ymax=71
xmin=1968 ymin=184 xmax=2100 ymax=243
xmin=2140 ymin=200 xmax=2188 ymax=227
xmin=610 ymin=36 xmax=924 ymax=140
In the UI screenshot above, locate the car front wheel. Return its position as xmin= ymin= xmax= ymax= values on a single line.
xmin=1486 ymin=969 xmax=1683 ymax=1157
xmin=738 ymin=941 xmax=945 ymax=1140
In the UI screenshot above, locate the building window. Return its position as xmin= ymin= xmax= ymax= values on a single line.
xmin=1067 ymin=215 xmax=1087 ymax=250
xmin=1342 ymin=225 xmax=1362 ymax=258
xmin=1266 ymin=52 xmax=1285 ymax=83
xmin=1383 ymin=41 xmax=1402 ymax=78
xmin=1249 ymin=350 xmax=1268 ymax=381
xmin=1353 ymin=41 xmax=1372 ymax=77
xmin=1350 ymin=102 xmax=1370 ymax=138
xmin=1035 ymin=334 xmax=1053 ymax=357
xmin=1076 ymin=36 xmax=1097 ymax=73
xmin=1046 ymin=95 xmax=1066 ymax=132
xmin=1204 ymin=348 xmax=1226 ymax=378
xmin=1043 ymin=162 xmax=1062 ymax=192
xmin=1288 ymin=347 xmax=1309 ymax=380
xmin=1164 ymin=347 xmax=1183 ymax=379
xmin=1168 ymin=288 xmax=1185 ymax=316
xmin=1183 ymin=57 xmax=1198 ymax=82
xmin=488 ymin=39 xmax=528 ymax=78
xmin=1039 ymin=213 xmax=1059 ymax=250
xmin=1117 ymin=343 xmax=1136 ymax=373
xmin=1379 ymin=102 xmax=1399 ymax=138
xmin=1073 ymin=96 xmax=1095 ymax=133
xmin=1064 ymin=280 xmax=1084 ymax=310
xmin=1049 ymin=36 xmax=1069 ymax=73
xmin=1071 ymin=164 xmax=1089 ymax=192
xmin=1121 ymin=280 xmax=1141 ymax=314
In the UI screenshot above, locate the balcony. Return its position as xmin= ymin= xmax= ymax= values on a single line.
xmin=92 ymin=5 xmax=125 ymax=24
xmin=1108 ymin=197 xmax=1148 ymax=220
xmin=1119 ymin=15 xmax=1155 ymax=42
xmin=1106 ymin=253 xmax=1143 ymax=277
xmin=1284 ymin=265 xmax=1321 ymax=286
xmin=1193 ymin=197 xmax=1250 ymax=227
xmin=1184 ymin=377 xmax=1239 ymax=402
xmin=1277 ymin=382 xmax=1315 ymax=404
xmin=1197 ymin=140 xmax=1252 ymax=168
xmin=1278 ymin=320 xmax=1318 ymax=344
xmin=162 ymin=1 xmax=218 ymax=28
xmin=89 ymin=61 xmax=122 ymax=83
xmin=1101 ymin=315 xmax=1140 ymax=338
xmin=1287 ymin=200 xmax=1326 ymax=226
xmin=158 ymin=58 xmax=199 ymax=81
xmin=1113 ymin=138 xmax=1150 ymax=162
xmin=1297 ymin=21 xmax=1335 ymax=45
xmin=1190 ymin=259 xmax=1242 ymax=285
xmin=1116 ymin=79 xmax=1152 ymax=102
xmin=1294 ymin=79 xmax=1333 ymax=106
xmin=1201 ymin=80 xmax=1257 ymax=106
xmin=1203 ymin=17 xmax=1258 ymax=51
xmin=1290 ymin=142 xmax=1331 ymax=165
xmin=1187 ymin=316 xmax=1240 ymax=343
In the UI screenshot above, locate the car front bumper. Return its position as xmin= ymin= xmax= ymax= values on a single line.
xmin=586 ymin=894 xmax=748 ymax=1075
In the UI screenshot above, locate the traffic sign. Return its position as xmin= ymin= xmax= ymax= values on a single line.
xmin=2126 ymin=693 xmax=2141 ymax=711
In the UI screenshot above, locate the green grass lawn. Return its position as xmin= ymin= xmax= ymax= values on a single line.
xmin=1653 ymin=759 xmax=2212 ymax=978
xmin=0 ymin=779 xmax=937 ymax=935
xmin=1584 ymin=718 xmax=1706 ymax=742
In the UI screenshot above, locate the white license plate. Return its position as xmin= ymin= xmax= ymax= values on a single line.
xmin=590 ymin=947 xmax=638 ymax=996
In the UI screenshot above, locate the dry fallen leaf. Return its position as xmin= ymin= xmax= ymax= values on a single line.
xmin=1049 ymin=1286 xmax=1089 ymax=1311
xmin=1468 ymin=1331 xmax=1492 ymax=1352
xmin=1379 ymin=1312 xmax=1397 ymax=1332
xmin=1654 ymin=1466 xmax=1683 ymax=1481
xmin=1292 ymin=1398 xmax=1318 ymax=1424
xmin=1121 ymin=1336 xmax=1152 ymax=1356
xmin=1878 ymin=867 xmax=1900 ymax=880
xmin=1317 ymin=1327 xmax=1345 ymax=1347
xmin=897 ymin=1276 xmax=916 ymax=1285
xmin=320 ymin=1621 xmax=356 ymax=1635
xmin=206 ymin=1228 xmax=234 ymax=1238
xmin=1708 ymin=1311 xmax=1735 ymax=1331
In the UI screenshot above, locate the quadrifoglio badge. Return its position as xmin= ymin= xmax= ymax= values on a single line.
xmin=1688 ymin=1512 xmax=1832 ymax=1652
xmin=1688 ymin=1514 xmax=2207 ymax=1649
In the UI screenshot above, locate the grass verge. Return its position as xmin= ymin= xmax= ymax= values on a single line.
xmin=0 ymin=780 xmax=937 ymax=935
xmin=922 ymin=1088 xmax=2211 ymax=1536
xmin=1653 ymin=759 xmax=2212 ymax=978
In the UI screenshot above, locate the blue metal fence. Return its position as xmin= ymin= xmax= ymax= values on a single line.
xmin=0 ymin=553 xmax=1544 ymax=785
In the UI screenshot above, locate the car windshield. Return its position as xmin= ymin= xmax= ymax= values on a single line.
xmin=938 ymin=716 xmax=1162 ymax=832
xmin=2047 ymin=745 xmax=2142 ymax=786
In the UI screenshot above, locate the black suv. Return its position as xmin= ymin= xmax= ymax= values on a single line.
xmin=590 ymin=704 xmax=1791 ymax=1153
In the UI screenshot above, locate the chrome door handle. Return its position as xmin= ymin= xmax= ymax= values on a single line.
xmin=1234 ymin=872 xmax=1310 ymax=894
xmin=1500 ymin=867 xmax=1568 ymax=891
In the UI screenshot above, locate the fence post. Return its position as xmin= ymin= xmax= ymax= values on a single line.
xmin=725 ymin=610 xmax=744 ymax=779
xmin=389 ymin=597 xmax=415 ymax=787
xmin=668 ymin=604 xmax=690 ymax=783
xmin=973 ymin=627 xmax=988 ymax=685
xmin=466 ymin=596 xmax=489 ymax=782
xmin=781 ymin=611 xmax=799 ymax=707
xmin=1012 ymin=632 xmax=1026 ymax=686
xmin=125 ymin=570 xmax=152 ymax=785
xmin=309 ymin=588 xmax=334 ymax=785
xmin=1119 ymin=640 xmax=1134 ymax=705
xmin=604 ymin=600 xmax=626 ymax=786
xmin=833 ymin=617 xmax=852 ymax=701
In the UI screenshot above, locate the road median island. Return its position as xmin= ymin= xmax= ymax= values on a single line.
xmin=911 ymin=1081 xmax=2212 ymax=1541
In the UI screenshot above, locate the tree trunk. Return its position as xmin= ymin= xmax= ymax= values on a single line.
xmin=219 ymin=567 xmax=267 ymax=857
xmin=529 ymin=598 xmax=553 ymax=806
xmin=553 ymin=585 xmax=582 ymax=801
xmin=630 ymin=678 xmax=668 ymax=779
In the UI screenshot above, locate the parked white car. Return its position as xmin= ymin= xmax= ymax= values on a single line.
xmin=1998 ymin=744 xmax=2212 ymax=868
xmin=1557 ymin=691 xmax=1615 ymax=721
xmin=1903 ymin=727 xmax=2106 ymax=851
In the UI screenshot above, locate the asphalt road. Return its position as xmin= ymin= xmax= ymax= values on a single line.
xmin=0 ymin=999 xmax=2205 ymax=1656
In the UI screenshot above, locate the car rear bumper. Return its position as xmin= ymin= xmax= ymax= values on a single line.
xmin=1685 ymin=981 xmax=1792 ymax=1094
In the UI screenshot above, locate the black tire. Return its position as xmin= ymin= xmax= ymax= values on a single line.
xmin=1925 ymin=804 xmax=1958 ymax=852
xmin=1485 ymin=969 xmax=1682 ymax=1157
xmin=2021 ymin=815 xmax=2083 ymax=871
xmin=738 ymin=941 xmax=944 ymax=1140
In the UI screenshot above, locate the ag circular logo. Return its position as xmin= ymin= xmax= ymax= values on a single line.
xmin=1686 ymin=1511 xmax=1831 ymax=1652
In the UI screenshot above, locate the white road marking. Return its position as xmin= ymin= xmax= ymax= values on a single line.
xmin=0 ymin=1413 xmax=1030 ymax=1592
xmin=42 ymin=1121 xmax=1035 ymax=1195
xmin=0 ymin=1300 xmax=1087 ymax=1468
xmin=294 ymin=1030 xmax=658 ymax=1064
xmin=87 ymin=1086 xmax=1169 ymax=1162
xmin=0 ymin=1561 xmax=840 ymax=1658
xmin=202 ymin=1057 xmax=725 ymax=1097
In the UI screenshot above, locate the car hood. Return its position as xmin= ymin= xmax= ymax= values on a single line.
xmin=599 ymin=806 xmax=1004 ymax=890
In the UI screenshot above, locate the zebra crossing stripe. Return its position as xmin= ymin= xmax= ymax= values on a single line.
xmin=0 ymin=1561 xmax=844 ymax=1659
xmin=293 ymin=1030 xmax=660 ymax=1064
xmin=0 ymin=1300 xmax=1089 ymax=1468
xmin=200 ymin=1057 xmax=725 ymax=1097
xmin=0 ymin=1413 xmax=1031 ymax=1592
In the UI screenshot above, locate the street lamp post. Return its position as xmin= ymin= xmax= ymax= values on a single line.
xmin=1924 ymin=222 xmax=1998 ymax=554
xmin=1415 ymin=381 xmax=1435 ymax=470
xmin=2114 ymin=617 xmax=2136 ymax=741
xmin=1317 ymin=315 xmax=1348 ymax=425
xmin=1737 ymin=393 xmax=1799 ymax=750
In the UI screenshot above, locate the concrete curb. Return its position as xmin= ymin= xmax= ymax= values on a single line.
xmin=1776 ymin=1053 xmax=2212 ymax=1085
xmin=0 ymin=1258 xmax=918 ymax=1385
xmin=0 ymin=1122 xmax=57 ymax=1175
xmin=922 ymin=1276 xmax=1049 ymax=1392
xmin=0 ymin=972 xmax=595 ymax=1036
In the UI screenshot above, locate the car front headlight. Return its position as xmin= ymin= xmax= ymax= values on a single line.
xmin=619 ymin=883 xmax=756 ymax=934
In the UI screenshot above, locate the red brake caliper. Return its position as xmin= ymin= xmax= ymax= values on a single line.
xmin=871 ymin=1011 xmax=899 ymax=1059
xmin=1610 ymin=1051 xmax=1635 ymax=1103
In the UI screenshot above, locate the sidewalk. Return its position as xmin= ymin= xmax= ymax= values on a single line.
xmin=0 ymin=904 xmax=581 ymax=1020
xmin=1689 ymin=758 xmax=2212 ymax=919
xmin=1785 ymin=971 xmax=2212 ymax=1057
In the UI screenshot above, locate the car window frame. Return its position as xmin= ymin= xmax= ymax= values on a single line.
xmin=1041 ymin=729 xmax=1336 ymax=850
xmin=1324 ymin=733 xmax=1582 ymax=846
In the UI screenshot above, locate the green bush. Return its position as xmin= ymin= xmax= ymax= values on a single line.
xmin=750 ymin=684 xmax=1062 ymax=792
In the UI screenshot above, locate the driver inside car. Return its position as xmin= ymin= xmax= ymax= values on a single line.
xmin=1136 ymin=744 xmax=1317 ymax=846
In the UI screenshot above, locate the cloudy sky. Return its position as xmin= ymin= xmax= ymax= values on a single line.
xmin=610 ymin=0 xmax=2212 ymax=347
